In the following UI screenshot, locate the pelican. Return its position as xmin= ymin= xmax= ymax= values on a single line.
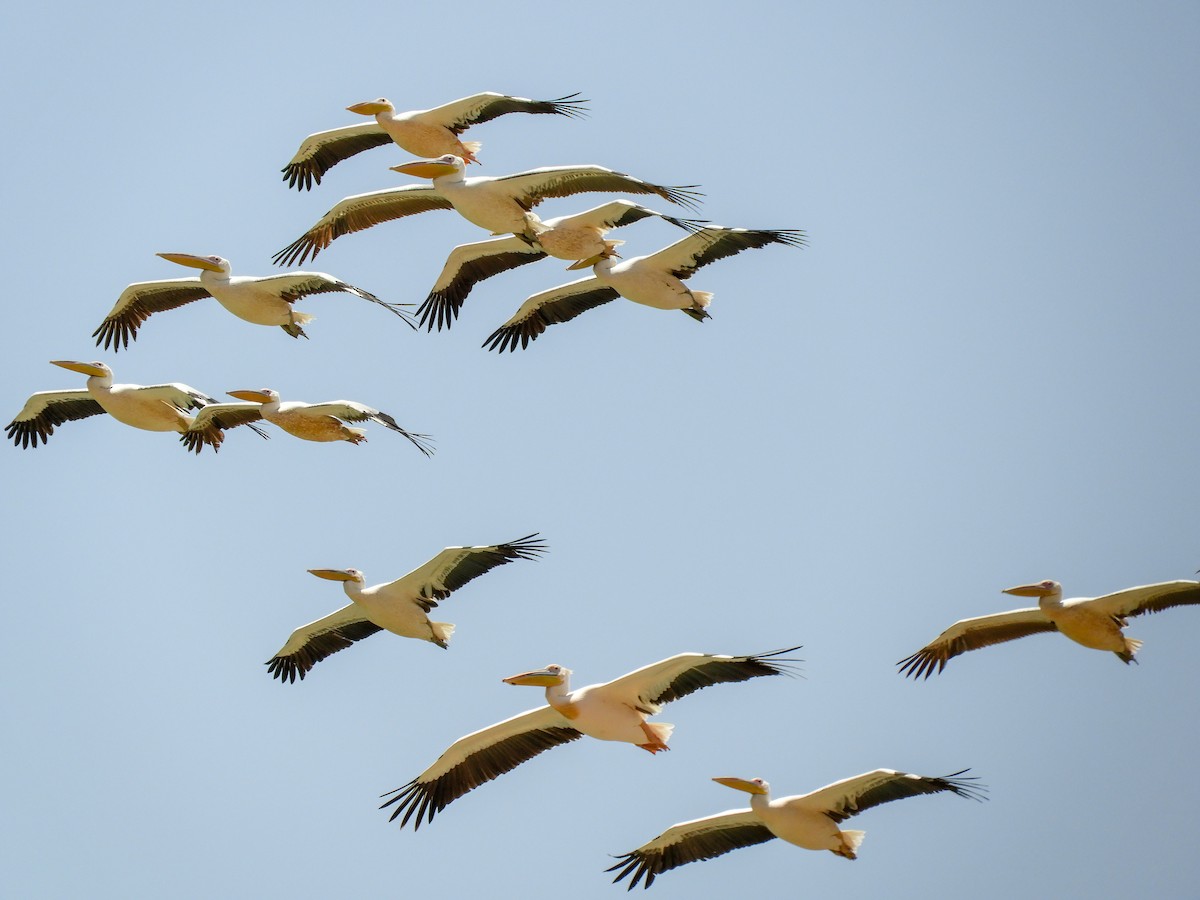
xmin=282 ymin=92 xmax=588 ymax=189
xmin=380 ymin=647 xmax=801 ymax=829
xmin=266 ymin=534 xmax=546 ymax=682
xmin=92 ymin=253 xmax=413 ymax=351
xmin=272 ymin=155 xmax=702 ymax=267
xmin=6 ymin=361 xmax=266 ymax=453
xmin=897 ymin=579 xmax=1200 ymax=678
xmin=482 ymin=227 xmax=806 ymax=351
xmin=416 ymin=201 xmax=706 ymax=331
xmin=608 ymin=770 xmax=986 ymax=889
xmin=219 ymin=388 xmax=434 ymax=455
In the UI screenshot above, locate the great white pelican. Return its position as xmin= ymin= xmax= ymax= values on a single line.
xmin=220 ymin=388 xmax=434 ymax=454
xmin=416 ymin=201 xmax=706 ymax=331
xmin=482 ymin=227 xmax=806 ymax=352
xmin=266 ymin=534 xmax=546 ymax=682
xmin=897 ymin=579 xmax=1200 ymax=678
xmin=380 ymin=648 xmax=801 ymax=829
xmin=92 ymin=253 xmax=412 ymax=350
xmin=6 ymin=361 xmax=266 ymax=453
xmin=609 ymin=770 xmax=986 ymax=889
xmin=282 ymin=92 xmax=588 ymax=189
xmin=272 ymin=155 xmax=702 ymax=267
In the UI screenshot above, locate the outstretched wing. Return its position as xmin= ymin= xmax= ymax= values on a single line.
xmin=92 ymin=278 xmax=213 ymax=351
xmin=427 ymin=92 xmax=588 ymax=133
xmin=803 ymin=769 xmax=987 ymax=823
xmin=482 ymin=277 xmax=621 ymax=352
xmin=266 ymin=603 xmax=384 ymax=683
xmin=6 ymin=390 xmax=105 ymax=448
xmin=594 ymin=647 xmax=803 ymax=715
xmin=492 ymin=166 xmax=703 ymax=213
xmin=281 ymin=122 xmax=393 ymax=191
xmin=1085 ymin=580 xmax=1200 ymax=619
xmin=300 ymin=401 xmax=434 ymax=456
xmin=248 ymin=272 xmax=415 ymax=328
xmin=607 ymin=808 xmax=772 ymax=890
xmin=273 ymin=185 xmax=451 ymax=267
xmin=897 ymin=608 xmax=1056 ymax=679
xmin=637 ymin=228 xmax=806 ymax=281
xmin=418 ymin=236 xmax=547 ymax=332
xmin=383 ymin=534 xmax=547 ymax=611
xmin=380 ymin=705 xmax=581 ymax=829
xmin=550 ymin=200 xmax=707 ymax=234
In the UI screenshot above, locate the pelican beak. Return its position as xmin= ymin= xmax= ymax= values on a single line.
xmin=712 ymin=777 xmax=768 ymax=795
xmin=566 ymin=253 xmax=607 ymax=271
xmin=1003 ymin=582 xmax=1050 ymax=598
xmin=227 ymin=390 xmax=272 ymax=404
xmin=346 ymin=100 xmax=391 ymax=116
xmin=156 ymin=252 xmax=225 ymax=273
xmin=50 ymin=360 xmax=107 ymax=377
xmin=307 ymin=569 xmax=356 ymax=582
xmin=502 ymin=667 xmax=561 ymax=687
xmin=390 ymin=158 xmax=460 ymax=179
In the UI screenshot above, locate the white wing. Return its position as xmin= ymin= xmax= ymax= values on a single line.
xmin=381 ymin=535 xmax=547 ymax=611
xmin=421 ymin=92 xmax=588 ymax=132
xmin=93 ymin=278 xmax=212 ymax=351
xmin=281 ymin=122 xmax=393 ymax=190
xmin=6 ymin=389 xmax=105 ymax=448
xmin=607 ymin=808 xmax=772 ymax=890
xmin=379 ymin=705 xmax=581 ymax=829
xmin=897 ymin=607 xmax=1057 ymax=679
xmin=635 ymin=227 xmax=807 ymax=281
xmin=490 ymin=166 xmax=703 ymax=212
xmin=592 ymin=648 xmax=802 ymax=715
xmin=799 ymin=769 xmax=987 ymax=822
xmin=417 ymin=235 xmax=547 ymax=331
xmin=482 ymin=277 xmax=621 ymax=352
xmin=266 ymin=604 xmax=383 ymax=683
xmin=1083 ymin=581 xmax=1200 ymax=619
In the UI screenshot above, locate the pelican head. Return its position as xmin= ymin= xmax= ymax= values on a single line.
xmin=308 ymin=568 xmax=366 ymax=584
xmin=712 ymin=776 xmax=770 ymax=796
xmin=1002 ymin=579 xmax=1062 ymax=599
xmin=157 ymin=253 xmax=231 ymax=274
xmin=346 ymin=98 xmax=395 ymax=116
xmin=227 ymin=389 xmax=280 ymax=405
xmin=390 ymin=154 xmax=464 ymax=180
xmin=502 ymin=664 xmax=571 ymax=687
xmin=51 ymin=359 xmax=112 ymax=378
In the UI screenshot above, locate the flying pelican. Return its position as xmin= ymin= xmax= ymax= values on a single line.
xmin=608 ymin=770 xmax=986 ymax=889
xmin=266 ymin=534 xmax=546 ymax=682
xmin=380 ymin=648 xmax=802 ymax=829
xmin=482 ymin=227 xmax=806 ymax=352
xmin=282 ymin=92 xmax=588 ymax=189
xmin=218 ymin=389 xmax=434 ymax=455
xmin=6 ymin=361 xmax=266 ymax=453
xmin=92 ymin=253 xmax=413 ymax=351
xmin=272 ymin=155 xmax=702 ymax=267
xmin=416 ymin=201 xmax=706 ymax=331
xmin=897 ymin=579 xmax=1200 ymax=678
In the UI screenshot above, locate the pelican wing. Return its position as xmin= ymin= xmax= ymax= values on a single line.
xmin=247 ymin=272 xmax=416 ymax=328
xmin=1084 ymin=580 xmax=1200 ymax=619
xmin=491 ymin=166 xmax=703 ymax=213
xmin=282 ymin=122 xmax=394 ymax=191
xmin=897 ymin=608 xmax=1057 ymax=679
xmin=802 ymin=769 xmax=987 ymax=823
xmin=273 ymin=184 xmax=451 ymax=267
xmin=482 ymin=277 xmax=621 ymax=352
xmin=593 ymin=648 xmax=802 ymax=715
xmin=297 ymin=401 xmax=434 ymax=456
xmin=417 ymin=235 xmax=547 ymax=332
xmin=6 ymin=390 xmax=105 ymax=448
xmin=92 ymin=278 xmax=213 ymax=351
xmin=607 ymin=809 xmax=772 ymax=890
xmin=638 ymin=228 xmax=807 ymax=281
xmin=427 ymin=92 xmax=588 ymax=133
xmin=380 ymin=704 xmax=581 ymax=829
xmin=134 ymin=383 xmax=219 ymax=411
xmin=552 ymin=199 xmax=707 ymax=234
xmin=266 ymin=603 xmax=383 ymax=683
xmin=385 ymin=534 xmax=547 ymax=611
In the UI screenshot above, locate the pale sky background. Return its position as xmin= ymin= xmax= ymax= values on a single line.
xmin=3 ymin=2 xmax=1199 ymax=898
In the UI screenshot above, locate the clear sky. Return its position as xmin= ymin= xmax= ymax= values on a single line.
xmin=3 ymin=2 xmax=1199 ymax=897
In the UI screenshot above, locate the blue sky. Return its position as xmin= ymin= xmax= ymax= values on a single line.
xmin=3 ymin=2 xmax=1199 ymax=897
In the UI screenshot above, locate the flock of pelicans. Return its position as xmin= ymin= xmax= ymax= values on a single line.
xmin=9 ymin=90 xmax=1200 ymax=890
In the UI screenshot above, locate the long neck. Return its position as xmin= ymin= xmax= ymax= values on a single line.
xmin=748 ymin=791 xmax=769 ymax=815
xmin=1038 ymin=590 xmax=1064 ymax=611
xmin=544 ymin=674 xmax=572 ymax=708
